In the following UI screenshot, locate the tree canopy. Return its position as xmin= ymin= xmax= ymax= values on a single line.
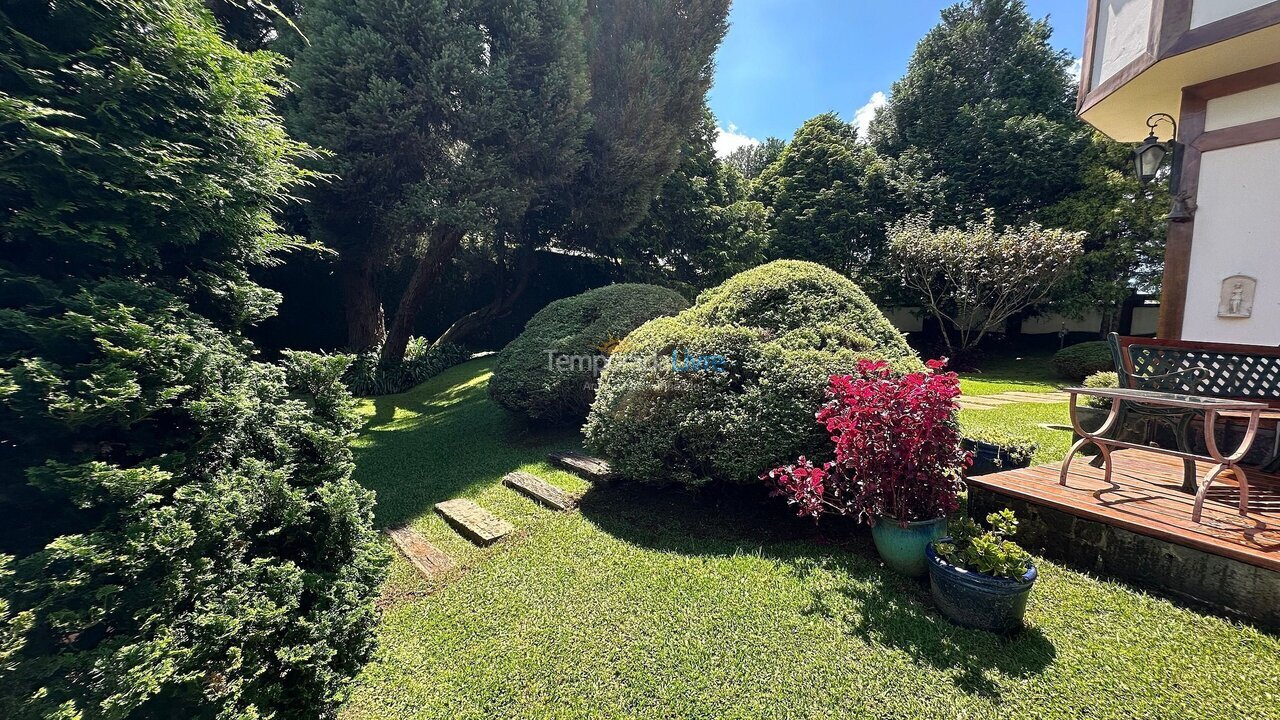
xmin=615 ymin=108 xmax=769 ymax=290
xmin=723 ymin=137 xmax=786 ymax=180
xmin=753 ymin=114 xmax=886 ymax=284
xmin=869 ymin=0 xmax=1087 ymax=224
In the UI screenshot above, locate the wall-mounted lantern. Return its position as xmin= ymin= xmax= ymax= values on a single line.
xmin=1134 ymin=113 xmax=1193 ymax=223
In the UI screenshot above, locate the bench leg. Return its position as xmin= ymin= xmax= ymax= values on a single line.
xmin=1176 ymin=413 xmax=1198 ymax=492
xmin=1235 ymin=464 xmax=1251 ymax=516
xmin=1192 ymin=464 xmax=1224 ymax=524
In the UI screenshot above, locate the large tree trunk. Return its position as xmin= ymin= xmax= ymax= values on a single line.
xmin=340 ymin=253 xmax=386 ymax=352
xmin=380 ymin=228 xmax=465 ymax=362
xmin=433 ymin=250 xmax=535 ymax=348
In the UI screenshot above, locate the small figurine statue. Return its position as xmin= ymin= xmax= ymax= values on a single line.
xmin=1229 ymin=282 xmax=1245 ymax=316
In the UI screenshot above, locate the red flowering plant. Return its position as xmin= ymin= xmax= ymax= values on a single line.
xmin=763 ymin=359 xmax=971 ymax=526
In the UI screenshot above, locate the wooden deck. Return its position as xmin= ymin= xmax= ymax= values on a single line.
xmin=967 ymin=449 xmax=1280 ymax=573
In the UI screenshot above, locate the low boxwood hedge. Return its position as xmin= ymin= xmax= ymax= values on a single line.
xmin=489 ymin=284 xmax=689 ymax=422
xmin=1053 ymin=341 xmax=1114 ymax=380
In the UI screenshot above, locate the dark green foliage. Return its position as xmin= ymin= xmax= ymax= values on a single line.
xmin=869 ymin=0 xmax=1087 ymax=224
xmin=490 ymin=284 xmax=688 ymax=422
xmin=754 ymin=114 xmax=879 ymax=276
xmin=752 ymin=115 xmax=941 ymax=295
xmin=286 ymin=0 xmax=593 ymax=357
xmin=205 ymin=0 xmax=301 ymax=51
xmin=0 ymin=1 xmax=384 ymax=717
xmin=584 ymin=261 xmax=921 ymax=486
xmin=563 ymin=0 xmax=731 ymax=251
xmin=344 ymin=340 xmax=470 ymax=397
xmin=723 ymin=136 xmax=786 ymax=180
xmin=1052 ymin=341 xmax=1114 ymax=380
xmin=616 ymin=108 xmax=769 ymax=291
xmin=1041 ymin=132 xmax=1168 ymax=322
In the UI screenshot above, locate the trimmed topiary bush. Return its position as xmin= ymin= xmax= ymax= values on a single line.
xmin=489 ymin=284 xmax=689 ymax=422
xmin=1053 ymin=341 xmax=1114 ymax=380
xmin=584 ymin=261 xmax=921 ymax=485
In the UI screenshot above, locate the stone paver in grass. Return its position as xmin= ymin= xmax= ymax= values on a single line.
xmin=1001 ymin=391 xmax=1071 ymax=403
xmin=548 ymin=450 xmax=613 ymax=482
xmin=959 ymin=390 xmax=1071 ymax=410
xmin=503 ymin=471 xmax=575 ymax=511
xmin=385 ymin=525 xmax=454 ymax=578
xmin=434 ymin=499 xmax=515 ymax=546
xmin=957 ymin=396 xmax=1014 ymax=408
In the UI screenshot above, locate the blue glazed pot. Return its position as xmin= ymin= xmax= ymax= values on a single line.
xmin=869 ymin=516 xmax=948 ymax=578
xmin=926 ymin=542 xmax=1038 ymax=634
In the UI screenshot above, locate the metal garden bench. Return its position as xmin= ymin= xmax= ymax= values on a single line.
xmin=1107 ymin=333 xmax=1280 ymax=489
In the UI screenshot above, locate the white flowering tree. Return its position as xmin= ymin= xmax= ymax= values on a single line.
xmin=888 ymin=212 xmax=1085 ymax=354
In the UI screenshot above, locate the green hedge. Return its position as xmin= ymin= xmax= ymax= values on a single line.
xmin=0 ymin=2 xmax=384 ymax=717
xmin=1083 ymin=370 xmax=1120 ymax=409
xmin=489 ymin=284 xmax=689 ymax=422
xmin=584 ymin=261 xmax=921 ymax=486
xmin=1053 ymin=341 xmax=1114 ymax=380
xmin=345 ymin=338 xmax=470 ymax=396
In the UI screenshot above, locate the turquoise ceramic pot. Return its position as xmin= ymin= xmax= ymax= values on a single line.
xmin=870 ymin=516 xmax=948 ymax=577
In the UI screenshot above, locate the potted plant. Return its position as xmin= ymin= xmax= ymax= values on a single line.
xmin=961 ymin=430 xmax=1037 ymax=476
xmin=927 ymin=509 xmax=1038 ymax=633
xmin=764 ymin=359 xmax=970 ymax=577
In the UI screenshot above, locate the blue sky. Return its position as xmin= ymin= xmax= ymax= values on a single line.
xmin=709 ymin=0 xmax=1085 ymax=154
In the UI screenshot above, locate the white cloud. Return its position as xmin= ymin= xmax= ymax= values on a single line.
xmin=1069 ymin=58 xmax=1083 ymax=84
xmin=714 ymin=123 xmax=760 ymax=157
xmin=853 ymin=91 xmax=887 ymax=141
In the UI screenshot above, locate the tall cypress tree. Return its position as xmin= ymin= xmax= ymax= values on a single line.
xmin=0 ymin=1 xmax=384 ymax=716
xmin=616 ymin=107 xmax=768 ymax=290
xmin=869 ymin=0 xmax=1087 ymax=223
xmin=287 ymin=0 xmax=591 ymax=359
xmin=754 ymin=114 xmax=883 ymax=281
xmin=562 ymin=0 xmax=731 ymax=252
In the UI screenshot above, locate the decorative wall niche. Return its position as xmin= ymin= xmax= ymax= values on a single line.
xmin=1218 ymin=275 xmax=1257 ymax=318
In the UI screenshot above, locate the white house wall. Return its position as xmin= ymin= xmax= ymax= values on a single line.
xmin=1182 ymin=135 xmax=1280 ymax=344
xmin=1190 ymin=0 xmax=1273 ymax=29
xmin=1091 ymin=0 xmax=1154 ymax=89
xmin=1205 ymin=82 xmax=1280 ymax=130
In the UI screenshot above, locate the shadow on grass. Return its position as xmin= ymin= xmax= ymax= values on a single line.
xmin=352 ymin=358 xmax=582 ymax=528
xmin=579 ymin=480 xmax=1056 ymax=698
xmin=794 ymin=554 xmax=1056 ymax=698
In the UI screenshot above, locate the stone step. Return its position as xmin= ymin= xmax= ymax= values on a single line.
xmin=503 ymin=471 xmax=575 ymax=511
xmin=548 ymin=450 xmax=613 ymax=482
xmin=385 ymin=525 xmax=454 ymax=578
xmin=434 ymin=499 xmax=514 ymax=546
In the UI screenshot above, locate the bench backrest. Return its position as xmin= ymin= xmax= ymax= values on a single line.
xmin=1108 ymin=333 xmax=1280 ymax=407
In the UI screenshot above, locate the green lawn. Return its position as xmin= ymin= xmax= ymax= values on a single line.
xmin=957 ymin=350 xmax=1074 ymax=464
xmin=342 ymin=358 xmax=1280 ymax=720
xmin=956 ymin=350 xmax=1062 ymax=396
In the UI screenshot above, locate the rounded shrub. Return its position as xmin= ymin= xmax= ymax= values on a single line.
xmin=584 ymin=260 xmax=922 ymax=486
xmin=489 ymin=284 xmax=689 ymax=422
xmin=1053 ymin=341 xmax=1114 ymax=380
xmin=1083 ymin=370 xmax=1120 ymax=409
